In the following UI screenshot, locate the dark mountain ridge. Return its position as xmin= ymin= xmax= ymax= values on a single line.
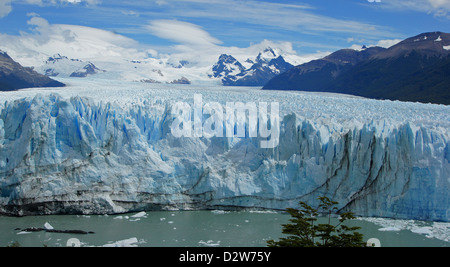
xmin=0 ymin=50 xmax=65 ymax=91
xmin=263 ymin=46 xmax=385 ymax=92
xmin=263 ymin=32 xmax=450 ymax=105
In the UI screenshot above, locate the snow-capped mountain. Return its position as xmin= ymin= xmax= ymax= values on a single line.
xmin=0 ymin=16 xmax=310 ymax=86
xmin=0 ymin=20 xmax=306 ymax=87
xmin=210 ymin=54 xmax=246 ymax=85
xmin=33 ymin=53 xmax=189 ymax=84
xmin=70 ymin=63 xmax=105 ymax=78
xmin=38 ymin=54 xmax=105 ymax=78
xmin=29 ymin=47 xmax=297 ymax=86
xmin=210 ymin=47 xmax=294 ymax=86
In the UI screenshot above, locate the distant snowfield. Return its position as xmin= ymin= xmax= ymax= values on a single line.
xmin=1 ymin=77 xmax=448 ymax=131
xmin=0 ymin=78 xmax=449 ymax=220
xmin=1 ymin=78 xmax=449 ymax=145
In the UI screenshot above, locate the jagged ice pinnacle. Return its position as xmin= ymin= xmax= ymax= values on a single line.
xmin=0 ymin=80 xmax=448 ymax=221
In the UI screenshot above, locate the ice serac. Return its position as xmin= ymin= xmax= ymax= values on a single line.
xmin=0 ymin=94 xmax=448 ymax=221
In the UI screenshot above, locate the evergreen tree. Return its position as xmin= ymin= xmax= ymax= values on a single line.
xmin=267 ymin=197 xmax=365 ymax=247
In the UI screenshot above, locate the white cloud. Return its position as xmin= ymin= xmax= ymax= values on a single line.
xmin=348 ymin=38 xmax=402 ymax=51
xmin=28 ymin=16 xmax=50 ymax=28
xmin=23 ymin=0 xmax=101 ymax=5
xmin=0 ymin=13 xmax=332 ymax=84
xmin=1 ymin=15 xmax=309 ymax=69
xmin=26 ymin=12 xmax=40 ymax=17
xmin=157 ymin=37 xmax=319 ymax=69
xmin=121 ymin=10 xmax=139 ymax=17
xmin=144 ymin=19 xmax=338 ymax=67
xmin=0 ymin=16 xmax=148 ymax=66
xmin=375 ymin=39 xmax=403 ymax=48
xmin=146 ymin=20 xmax=223 ymax=47
xmin=24 ymin=0 xmax=44 ymax=4
xmin=65 ymin=0 xmax=101 ymax=4
xmin=111 ymin=0 xmax=394 ymax=39
xmin=379 ymin=0 xmax=450 ymax=18
xmin=155 ymin=0 xmax=168 ymax=6
xmin=0 ymin=0 xmax=12 ymax=18
xmin=429 ymin=0 xmax=450 ymax=18
xmin=428 ymin=0 xmax=450 ymax=10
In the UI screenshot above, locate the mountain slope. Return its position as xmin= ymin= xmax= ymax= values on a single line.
xmin=263 ymin=47 xmax=386 ymax=91
xmin=0 ymin=51 xmax=65 ymax=91
xmin=330 ymin=32 xmax=450 ymax=104
xmin=331 ymin=51 xmax=450 ymax=104
xmin=263 ymin=32 xmax=450 ymax=105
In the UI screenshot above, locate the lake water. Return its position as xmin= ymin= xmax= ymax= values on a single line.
xmin=1 ymin=210 xmax=449 ymax=247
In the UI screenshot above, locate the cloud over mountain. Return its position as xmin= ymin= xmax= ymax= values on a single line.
xmin=146 ymin=20 xmax=223 ymax=47
xmin=0 ymin=15 xmax=149 ymax=66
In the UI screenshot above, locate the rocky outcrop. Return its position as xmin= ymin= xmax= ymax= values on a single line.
xmin=0 ymin=50 xmax=65 ymax=91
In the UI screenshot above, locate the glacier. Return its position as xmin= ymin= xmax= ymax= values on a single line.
xmin=0 ymin=79 xmax=449 ymax=221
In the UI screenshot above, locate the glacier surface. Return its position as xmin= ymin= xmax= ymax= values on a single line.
xmin=0 ymin=79 xmax=449 ymax=221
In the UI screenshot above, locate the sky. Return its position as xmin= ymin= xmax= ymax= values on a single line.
xmin=0 ymin=0 xmax=449 ymax=65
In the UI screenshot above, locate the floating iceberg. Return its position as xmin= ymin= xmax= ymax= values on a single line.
xmin=0 ymin=81 xmax=448 ymax=221
xmin=102 ymin=237 xmax=139 ymax=247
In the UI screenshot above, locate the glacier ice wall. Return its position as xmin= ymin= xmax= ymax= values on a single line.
xmin=0 ymin=94 xmax=449 ymax=221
